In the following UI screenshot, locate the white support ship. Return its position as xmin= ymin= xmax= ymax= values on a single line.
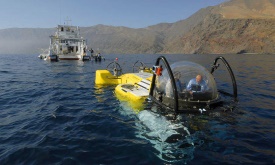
xmin=45 ymin=24 xmax=90 ymax=61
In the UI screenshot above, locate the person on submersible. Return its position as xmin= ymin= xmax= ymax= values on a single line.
xmin=165 ymin=72 xmax=184 ymax=98
xmin=186 ymin=74 xmax=208 ymax=95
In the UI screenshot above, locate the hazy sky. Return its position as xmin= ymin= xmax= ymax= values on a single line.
xmin=0 ymin=0 xmax=228 ymax=29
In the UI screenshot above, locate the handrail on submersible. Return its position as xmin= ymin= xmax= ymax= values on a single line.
xmin=149 ymin=56 xmax=179 ymax=113
xmin=210 ymin=56 xmax=238 ymax=101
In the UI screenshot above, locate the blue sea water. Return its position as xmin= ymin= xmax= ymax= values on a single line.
xmin=0 ymin=54 xmax=274 ymax=164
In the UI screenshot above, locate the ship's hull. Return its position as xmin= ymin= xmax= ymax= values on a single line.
xmin=58 ymin=54 xmax=82 ymax=60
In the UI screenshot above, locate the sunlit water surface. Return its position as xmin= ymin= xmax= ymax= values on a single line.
xmin=0 ymin=54 xmax=274 ymax=164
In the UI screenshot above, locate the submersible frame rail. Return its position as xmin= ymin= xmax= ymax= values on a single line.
xmin=149 ymin=56 xmax=238 ymax=114
xmin=210 ymin=56 xmax=238 ymax=101
xmin=149 ymin=56 xmax=180 ymax=113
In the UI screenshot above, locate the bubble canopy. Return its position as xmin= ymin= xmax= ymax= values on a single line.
xmin=149 ymin=56 xmax=238 ymax=112
xmin=157 ymin=61 xmax=218 ymax=98
xmin=152 ymin=60 xmax=220 ymax=111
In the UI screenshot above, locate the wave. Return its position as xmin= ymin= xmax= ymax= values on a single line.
xmin=136 ymin=110 xmax=195 ymax=162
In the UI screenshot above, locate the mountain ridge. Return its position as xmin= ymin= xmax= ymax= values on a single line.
xmin=0 ymin=0 xmax=274 ymax=55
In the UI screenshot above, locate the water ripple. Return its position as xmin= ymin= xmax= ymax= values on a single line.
xmin=0 ymin=54 xmax=274 ymax=164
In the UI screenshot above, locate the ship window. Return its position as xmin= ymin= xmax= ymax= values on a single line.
xmin=76 ymin=46 xmax=78 ymax=52
xmin=68 ymin=46 xmax=73 ymax=53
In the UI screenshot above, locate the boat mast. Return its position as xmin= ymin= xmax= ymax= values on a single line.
xmin=65 ymin=16 xmax=71 ymax=26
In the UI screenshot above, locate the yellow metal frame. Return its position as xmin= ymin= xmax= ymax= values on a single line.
xmin=95 ymin=70 xmax=153 ymax=111
xmin=95 ymin=70 xmax=152 ymax=85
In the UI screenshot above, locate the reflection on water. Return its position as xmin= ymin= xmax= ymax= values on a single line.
xmin=0 ymin=54 xmax=274 ymax=164
xmin=108 ymin=54 xmax=275 ymax=164
xmin=117 ymin=101 xmax=196 ymax=163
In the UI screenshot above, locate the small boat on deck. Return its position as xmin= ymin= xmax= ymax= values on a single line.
xmin=92 ymin=53 xmax=105 ymax=62
xmin=38 ymin=49 xmax=49 ymax=59
xmin=43 ymin=24 xmax=90 ymax=61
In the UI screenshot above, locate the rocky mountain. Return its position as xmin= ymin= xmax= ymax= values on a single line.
xmin=81 ymin=25 xmax=163 ymax=54
xmin=164 ymin=0 xmax=275 ymax=54
xmin=171 ymin=15 xmax=275 ymax=54
xmin=0 ymin=0 xmax=274 ymax=54
xmin=215 ymin=0 xmax=275 ymax=19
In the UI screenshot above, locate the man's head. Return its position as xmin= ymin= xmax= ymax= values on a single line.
xmin=196 ymin=74 xmax=202 ymax=83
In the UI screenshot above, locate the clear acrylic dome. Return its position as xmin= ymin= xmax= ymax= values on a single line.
xmin=155 ymin=61 xmax=218 ymax=101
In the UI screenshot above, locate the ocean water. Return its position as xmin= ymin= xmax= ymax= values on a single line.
xmin=0 ymin=54 xmax=274 ymax=164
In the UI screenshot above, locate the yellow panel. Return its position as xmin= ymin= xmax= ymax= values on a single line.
xmin=95 ymin=70 xmax=121 ymax=85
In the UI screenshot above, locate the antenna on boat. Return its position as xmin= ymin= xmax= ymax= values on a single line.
xmin=65 ymin=16 xmax=72 ymax=26
xmin=59 ymin=0 xmax=61 ymax=25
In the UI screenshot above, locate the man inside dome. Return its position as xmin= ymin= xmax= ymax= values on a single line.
xmin=187 ymin=74 xmax=208 ymax=94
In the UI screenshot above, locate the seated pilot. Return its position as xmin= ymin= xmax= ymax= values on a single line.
xmin=187 ymin=74 xmax=208 ymax=94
